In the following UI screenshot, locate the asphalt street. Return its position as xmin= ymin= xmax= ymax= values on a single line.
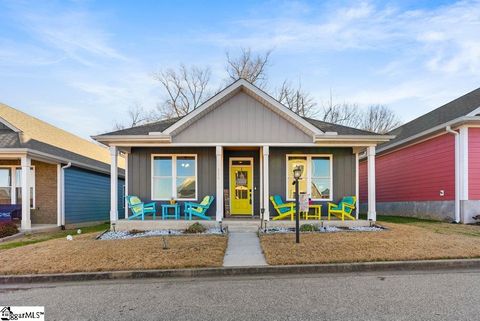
xmin=1 ymin=269 xmax=480 ymax=321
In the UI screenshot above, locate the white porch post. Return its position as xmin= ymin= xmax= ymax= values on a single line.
xmin=56 ymin=164 xmax=62 ymax=226
xmin=110 ymin=146 xmax=118 ymax=223
xmin=20 ymin=155 xmax=31 ymax=230
xmin=459 ymin=127 xmax=469 ymax=202
xmin=215 ymin=146 xmax=224 ymax=221
xmin=262 ymin=145 xmax=270 ymax=221
xmin=355 ymin=152 xmax=360 ymax=220
xmin=124 ymin=152 xmax=129 ymax=219
xmin=367 ymin=146 xmax=376 ymax=221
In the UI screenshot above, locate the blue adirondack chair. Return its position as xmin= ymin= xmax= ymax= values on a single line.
xmin=126 ymin=195 xmax=156 ymax=220
xmin=184 ymin=196 xmax=214 ymax=220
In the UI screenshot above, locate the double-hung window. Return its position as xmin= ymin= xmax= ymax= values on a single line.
xmin=0 ymin=166 xmax=35 ymax=208
xmin=286 ymin=155 xmax=332 ymax=201
xmin=152 ymin=155 xmax=197 ymax=201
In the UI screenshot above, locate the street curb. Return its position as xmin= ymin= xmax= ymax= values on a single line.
xmin=1 ymin=258 xmax=480 ymax=284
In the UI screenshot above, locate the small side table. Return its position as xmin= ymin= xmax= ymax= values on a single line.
xmin=161 ymin=204 xmax=180 ymax=220
xmin=303 ymin=204 xmax=322 ymax=220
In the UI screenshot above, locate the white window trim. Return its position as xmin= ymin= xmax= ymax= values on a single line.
xmin=0 ymin=165 xmax=36 ymax=209
xmin=151 ymin=154 xmax=198 ymax=201
xmin=285 ymin=154 xmax=333 ymax=202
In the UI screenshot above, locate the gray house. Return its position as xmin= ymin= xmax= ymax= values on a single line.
xmin=94 ymin=79 xmax=391 ymax=222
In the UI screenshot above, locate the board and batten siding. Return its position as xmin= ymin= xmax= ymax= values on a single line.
xmin=268 ymin=147 xmax=356 ymax=216
xmin=360 ymin=133 xmax=455 ymax=203
xmin=128 ymin=147 xmax=217 ymax=216
xmin=172 ymin=91 xmax=313 ymax=144
xmin=64 ymin=166 xmax=124 ymax=224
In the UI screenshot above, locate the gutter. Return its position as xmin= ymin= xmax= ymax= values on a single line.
xmin=60 ymin=162 xmax=72 ymax=227
xmin=446 ymin=126 xmax=460 ymax=223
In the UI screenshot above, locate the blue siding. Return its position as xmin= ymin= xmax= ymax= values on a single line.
xmin=64 ymin=166 xmax=125 ymax=224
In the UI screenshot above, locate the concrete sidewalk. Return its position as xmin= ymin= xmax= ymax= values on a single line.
xmin=223 ymin=226 xmax=267 ymax=267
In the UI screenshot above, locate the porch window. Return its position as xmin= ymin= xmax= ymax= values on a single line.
xmin=286 ymin=155 xmax=332 ymax=201
xmin=0 ymin=168 xmax=11 ymax=204
xmin=152 ymin=155 xmax=197 ymax=200
xmin=0 ymin=166 xmax=35 ymax=208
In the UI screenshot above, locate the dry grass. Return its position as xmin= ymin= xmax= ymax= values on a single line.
xmin=0 ymin=233 xmax=227 ymax=275
xmin=260 ymin=222 xmax=480 ymax=265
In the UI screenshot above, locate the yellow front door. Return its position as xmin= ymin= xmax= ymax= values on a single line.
xmin=230 ymin=160 xmax=253 ymax=215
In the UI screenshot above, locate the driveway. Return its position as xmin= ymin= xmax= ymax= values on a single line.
xmin=1 ymin=269 xmax=480 ymax=320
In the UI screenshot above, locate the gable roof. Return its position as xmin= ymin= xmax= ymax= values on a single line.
xmin=0 ymin=103 xmax=124 ymax=172
xmin=162 ymin=79 xmax=324 ymax=137
xmin=95 ymin=79 xmax=385 ymax=144
xmin=379 ymin=87 xmax=480 ymax=152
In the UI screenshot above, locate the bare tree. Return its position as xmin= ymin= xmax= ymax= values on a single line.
xmin=153 ymin=64 xmax=211 ymax=118
xmin=318 ymin=91 xmax=362 ymax=128
xmin=113 ymin=103 xmax=151 ymax=130
xmin=225 ymin=48 xmax=272 ymax=88
xmin=277 ymin=80 xmax=317 ymax=117
xmin=361 ymin=104 xmax=401 ymax=134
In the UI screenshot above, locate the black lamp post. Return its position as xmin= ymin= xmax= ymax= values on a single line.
xmin=293 ymin=165 xmax=302 ymax=244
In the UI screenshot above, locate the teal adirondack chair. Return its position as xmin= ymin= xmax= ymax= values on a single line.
xmin=126 ymin=195 xmax=156 ymax=220
xmin=184 ymin=196 xmax=214 ymax=220
xmin=328 ymin=196 xmax=356 ymax=221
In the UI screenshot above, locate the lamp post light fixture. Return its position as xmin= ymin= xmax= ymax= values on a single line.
xmin=293 ymin=165 xmax=303 ymax=243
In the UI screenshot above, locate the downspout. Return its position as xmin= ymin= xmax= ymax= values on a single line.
xmin=60 ymin=162 xmax=72 ymax=228
xmin=446 ymin=126 xmax=460 ymax=223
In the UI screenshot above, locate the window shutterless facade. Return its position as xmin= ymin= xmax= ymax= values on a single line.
xmin=0 ymin=166 xmax=35 ymax=208
xmin=151 ymin=155 xmax=197 ymax=201
xmin=286 ymin=155 xmax=332 ymax=201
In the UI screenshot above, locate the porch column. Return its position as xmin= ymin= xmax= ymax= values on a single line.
xmin=262 ymin=146 xmax=270 ymax=221
xmin=367 ymin=146 xmax=376 ymax=221
xmin=110 ymin=146 xmax=118 ymax=223
xmin=56 ymin=164 xmax=62 ymax=226
xmin=215 ymin=146 xmax=224 ymax=221
xmin=20 ymin=155 xmax=31 ymax=230
xmin=355 ymin=152 xmax=360 ymax=219
xmin=124 ymin=151 xmax=129 ymax=219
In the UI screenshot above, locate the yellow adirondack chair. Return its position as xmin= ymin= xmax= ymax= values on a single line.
xmin=328 ymin=196 xmax=356 ymax=221
xmin=270 ymin=195 xmax=295 ymax=221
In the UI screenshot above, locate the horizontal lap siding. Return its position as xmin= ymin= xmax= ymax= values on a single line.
xmin=65 ymin=167 xmax=125 ymax=223
xmin=469 ymin=128 xmax=480 ymax=199
xmin=360 ymin=134 xmax=455 ymax=202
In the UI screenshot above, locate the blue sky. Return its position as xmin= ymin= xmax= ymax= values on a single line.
xmin=1 ymin=0 xmax=479 ymax=138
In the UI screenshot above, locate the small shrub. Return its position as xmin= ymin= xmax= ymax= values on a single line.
xmin=299 ymin=224 xmax=317 ymax=232
xmin=0 ymin=221 xmax=19 ymax=238
xmin=185 ymin=222 xmax=207 ymax=234
xmin=128 ymin=229 xmax=144 ymax=235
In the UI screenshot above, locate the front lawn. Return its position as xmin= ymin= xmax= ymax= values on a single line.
xmin=260 ymin=220 xmax=480 ymax=265
xmin=0 ymin=232 xmax=227 ymax=274
xmin=0 ymin=223 xmax=110 ymax=250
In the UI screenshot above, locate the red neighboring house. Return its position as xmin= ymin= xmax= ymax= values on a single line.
xmin=360 ymin=87 xmax=480 ymax=223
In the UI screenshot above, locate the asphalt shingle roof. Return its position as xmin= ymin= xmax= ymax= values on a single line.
xmin=0 ymin=130 xmax=115 ymax=172
xmin=381 ymin=87 xmax=480 ymax=150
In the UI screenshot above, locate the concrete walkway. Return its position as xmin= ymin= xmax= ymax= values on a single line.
xmin=223 ymin=225 xmax=267 ymax=267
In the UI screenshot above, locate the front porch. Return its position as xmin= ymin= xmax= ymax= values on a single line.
xmin=109 ymin=144 xmax=379 ymax=224
xmin=0 ymin=154 xmax=62 ymax=231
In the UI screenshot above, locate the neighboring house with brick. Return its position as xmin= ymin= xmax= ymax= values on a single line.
xmin=360 ymin=87 xmax=480 ymax=223
xmin=0 ymin=103 xmax=125 ymax=231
